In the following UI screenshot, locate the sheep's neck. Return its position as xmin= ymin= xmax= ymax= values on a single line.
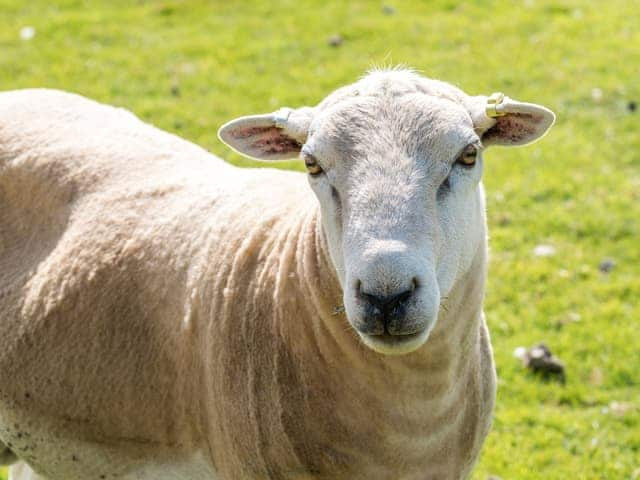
xmin=260 ymin=205 xmax=493 ymax=476
xmin=292 ymin=205 xmax=487 ymax=374
xmin=201 ymin=204 xmax=492 ymax=478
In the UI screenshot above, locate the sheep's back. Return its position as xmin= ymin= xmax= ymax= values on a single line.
xmin=0 ymin=89 xmax=312 ymax=464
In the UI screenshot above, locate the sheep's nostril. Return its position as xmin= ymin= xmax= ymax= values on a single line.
xmin=393 ymin=288 xmax=413 ymax=307
xmin=359 ymin=287 xmax=414 ymax=311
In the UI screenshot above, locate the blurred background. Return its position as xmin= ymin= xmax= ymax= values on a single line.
xmin=1 ymin=1 xmax=638 ymax=478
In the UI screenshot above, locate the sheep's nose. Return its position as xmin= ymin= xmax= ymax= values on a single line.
xmin=360 ymin=288 xmax=413 ymax=311
xmin=357 ymin=279 xmax=418 ymax=335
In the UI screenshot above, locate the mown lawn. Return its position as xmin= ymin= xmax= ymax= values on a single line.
xmin=1 ymin=1 xmax=638 ymax=478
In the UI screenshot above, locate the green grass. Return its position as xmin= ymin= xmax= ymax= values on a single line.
xmin=1 ymin=1 xmax=638 ymax=478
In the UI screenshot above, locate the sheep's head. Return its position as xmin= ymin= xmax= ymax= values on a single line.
xmin=219 ymin=69 xmax=555 ymax=355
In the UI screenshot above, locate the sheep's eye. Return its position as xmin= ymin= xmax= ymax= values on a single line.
xmin=304 ymin=154 xmax=324 ymax=176
xmin=457 ymin=144 xmax=478 ymax=167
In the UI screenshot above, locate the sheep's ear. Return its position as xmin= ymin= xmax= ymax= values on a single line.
xmin=469 ymin=93 xmax=555 ymax=147
xmin=218 ymin=106 xmax=314 ymax=161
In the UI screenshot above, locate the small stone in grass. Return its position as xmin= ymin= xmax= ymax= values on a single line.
xmin=513 ymin=346 xmax=527 ymax=360
xmin=533 ymin=244 xmax=556 ymax=257
xmin=567 ymin=311 xmax=581 ymax=322
xmin=591 ymin=87 xmax=603 ymax=102
xmin=598 ymin=257 xmax=615 ymax=273
xmin=20 ymin=26 xmax=36 ymax=41
xmin=327 ymin=34 xmax=343 ymax=47
xmin=519 ymin=343 xmax=565 ymax=381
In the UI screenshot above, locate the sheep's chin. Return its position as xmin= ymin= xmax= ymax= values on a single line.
xmin=357 ymin=329 xmax=430 ymax=356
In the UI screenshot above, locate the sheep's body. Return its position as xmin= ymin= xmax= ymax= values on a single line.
xmin=0 ymin=88 xmax=495 ymax=480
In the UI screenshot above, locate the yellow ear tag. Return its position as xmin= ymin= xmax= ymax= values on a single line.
xmin=486 ymin=92 xmax=506 ymax=118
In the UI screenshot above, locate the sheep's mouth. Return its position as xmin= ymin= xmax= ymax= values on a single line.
xmin=358 ymin=329 xmax=429 ymax=355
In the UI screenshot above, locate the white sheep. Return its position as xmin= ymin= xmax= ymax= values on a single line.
xmin=0 ymin=69 xmax=554 ymax=480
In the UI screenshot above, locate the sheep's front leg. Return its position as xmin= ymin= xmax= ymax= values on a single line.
xmin=8 ymin=462 xmax=50 ymax=480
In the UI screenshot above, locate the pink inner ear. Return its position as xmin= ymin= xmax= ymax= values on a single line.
xmin=231 ymin=126 xmax=270 ymax=139
xmin=233 ymin=126 xmax=301 ymax=155
xmin=485 ymin=112 xmax=544 ymax=144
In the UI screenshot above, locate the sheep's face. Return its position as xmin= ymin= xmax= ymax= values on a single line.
xmin=305 ymin=91 xmax=489 ymax=355
xmin=219 ymin=70 xmax=555 ymax=355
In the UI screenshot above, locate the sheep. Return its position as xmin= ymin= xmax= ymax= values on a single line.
xmin=0 ymin=69 xmax=554 ymax=480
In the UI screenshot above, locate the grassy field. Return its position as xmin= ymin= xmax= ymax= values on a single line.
xmin=1 ymin=0 xmax=638 ymax=478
